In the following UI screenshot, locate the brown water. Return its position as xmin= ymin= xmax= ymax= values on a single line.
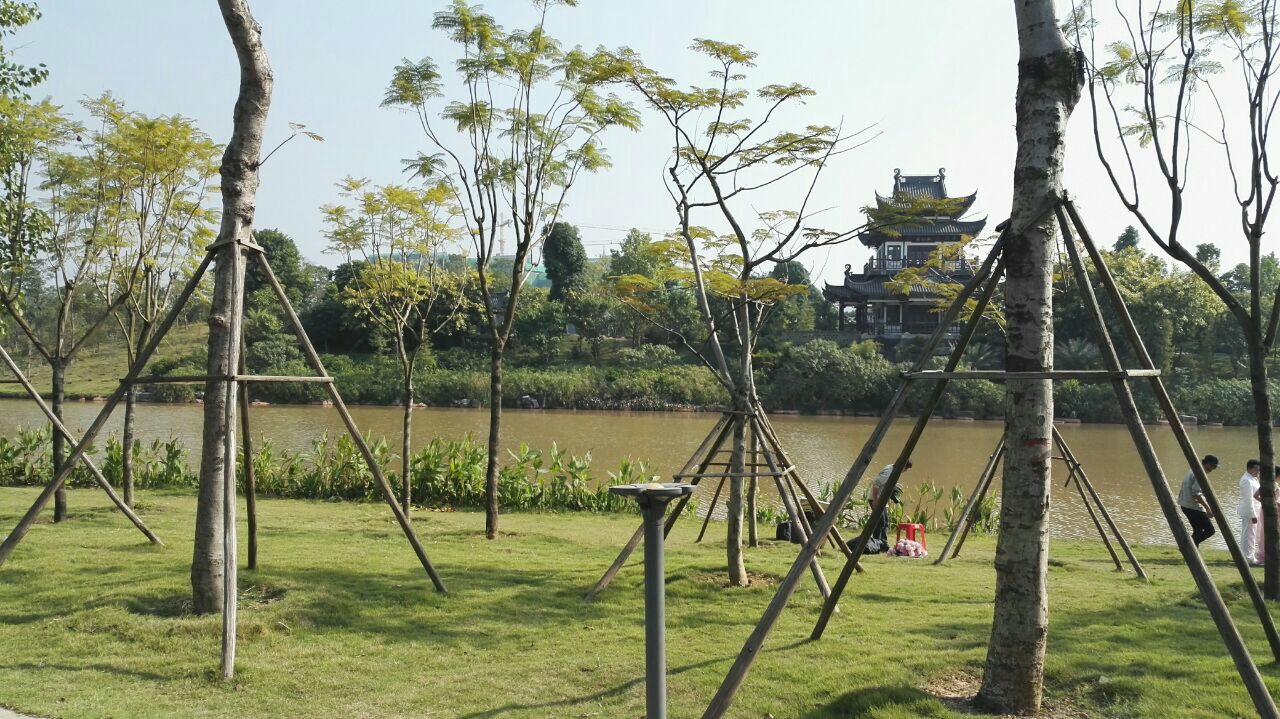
xmin=0 ymin=398 xmax=1264 ymax=550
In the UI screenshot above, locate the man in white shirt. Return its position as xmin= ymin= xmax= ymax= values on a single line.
xmin=1238 ymin=460 xmax=1263 ymax=565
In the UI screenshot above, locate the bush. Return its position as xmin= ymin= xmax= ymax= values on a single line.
xmin=762 ymin=340 xmax=896 ymax=412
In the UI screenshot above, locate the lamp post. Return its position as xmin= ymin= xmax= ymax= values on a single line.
xmin=609 ymin=481 xmax=695 ymax=719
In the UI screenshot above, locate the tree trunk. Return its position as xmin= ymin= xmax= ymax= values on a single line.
xmin=978 ymin=3 xmax=1081 ymax=714
xmin=401 ymin=368 xmax=413 ymax=514
xmin=50 ymin=360 xmax=66 ymax=523
xmin=122 ymin=386 xmax=137 ymax=508
xmin=193 ymin=0 xmax=273 ymax=616
xmin=484 ymin=341 xmax=503 ymax=539
xmin=726 ymin=404 xmax=748 ymax=586
xmin=1248 ymin=340 xmax=1278 ymax=598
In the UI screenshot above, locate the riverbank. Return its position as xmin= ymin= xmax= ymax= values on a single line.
xmin=1 ymin=488 xmax=1277 ymax=718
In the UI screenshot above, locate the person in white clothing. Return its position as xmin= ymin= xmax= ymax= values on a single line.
xmin=1238 ymin=460 xmax=1263 ymax=565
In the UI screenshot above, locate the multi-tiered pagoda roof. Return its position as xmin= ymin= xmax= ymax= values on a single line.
xmin=861 ymin=168 xmax=986 ymax=248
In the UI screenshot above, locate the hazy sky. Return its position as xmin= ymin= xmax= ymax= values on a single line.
xmin=10 ymin=1 xmax=1263 ymax=286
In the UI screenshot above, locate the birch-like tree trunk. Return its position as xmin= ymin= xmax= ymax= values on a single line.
xmin=485 ymin=339 xmax=504 ymax=539
xmin=192 ymin=0 xmax=272 ymax=615
xmin=401 ymin=361 xmax=413 ymax=513
xmin=977 ymin=2 xmax=1081 ymax=713
xmin=50 ymin=360 xmax=66 ymax=522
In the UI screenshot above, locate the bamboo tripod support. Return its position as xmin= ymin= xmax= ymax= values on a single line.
xmin=934 ymin=428 xmax=1147 ymax=579
xmin=584 ymin=405 xmax=859 ymax=603
xmin=0 ymin=238 xmax=450 ymax=679
xmin=701 ymin=198 xmax=1280 ymax=719
xmin=0 ymin=343 xmax=163 ymax=547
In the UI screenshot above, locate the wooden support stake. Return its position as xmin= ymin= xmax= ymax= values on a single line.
xmin=950 ymin=456 xmax=998 ymax=560
xmin=238 ymin=340 xmax=258 ymax=571
xmin=695 ymin=477 xmax=727 ymax=543
xmin=1061 ymin=452 xmax=1124 ymax=572
xmin=585 ymin=414 xmax=732 ymax=601
xmin=748 ymin=429 xmax=759 ymax=548
xmin=701 ymin=226 xmax=1014 ymax=719
xmin=750 ymin=414 xmax=831 ymax=600
xmin=935 ymin=438 xmax=1004 ymax=565
xmin=0 ymin=251 xmax=212 ymax=567
xmin=1057 ymin=204 xmax=1277 ymax=716
xmin=0 ymin=343 xmax=163 ymax=546
xmin=755 ymin=412 xmax=855 ymax=558
xmin=1063 ymin=197 xmax=1280 ymax=664
xmin=219 ymin=243 xmax=246 ymax=681
xmin=810 ymin=259 xmax=1007 ymax=641
xmin=253 ymin=251 xmax=447 ymax=593
xmin=1053 ymin=426 xmax=1145 ymax=578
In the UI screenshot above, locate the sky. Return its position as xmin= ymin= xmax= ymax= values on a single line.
xmin=9 ymin=1 xmax=1266 ymax=287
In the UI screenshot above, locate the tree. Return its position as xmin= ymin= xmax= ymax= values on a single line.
xmin=322 ymin=177 xmax=465 ymax=512
xmin=1077 ymin=0 xmax=1280 ymax=597
xmin=95 ymin=100 xmax=220 ymax=508
xmin=977 ymin=1 xmax=1081 ymax=713
xmin=1196 ymin=242 xmax=1221 ymax=272
xmin=1114 ymin=224 xmax=1140 ymax=251
xmin=0 ymin=95 xmax=139 ymax=523
xmin=543 ymin=221 xmax=587 ymax=301
xmin=599 ymin=39 xmax=863 ymax=585
xmin=247 ymin=228 xmax=310 ymax=304
xmin=383 ymin=0 xmax=639 ymax=539
xmin=0 ymin=1 xmax=45 ymax=101
xmin=192 ymin=0 xmax=272 ymax=626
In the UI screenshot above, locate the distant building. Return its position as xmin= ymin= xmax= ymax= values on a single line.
xmin=823 ymin=168 xmax=986 ymax=342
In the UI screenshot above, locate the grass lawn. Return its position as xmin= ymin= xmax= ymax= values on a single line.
xmin=0 ymin=324 xmax=209 ymax=400
xmin=1 ymin=488 xmax=1278 ymax=718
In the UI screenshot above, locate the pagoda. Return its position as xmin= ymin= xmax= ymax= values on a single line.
xmin=823 ymin=168 xmax=986 ymax=341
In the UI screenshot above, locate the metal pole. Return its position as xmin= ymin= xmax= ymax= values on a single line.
xmin=641 ymin=494 xmax=668 ymax=719
xmin=611 ymin=482 xmax=694 ymax=719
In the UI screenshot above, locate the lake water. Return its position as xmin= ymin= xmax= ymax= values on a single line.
xmin=0 ymin=398 xmax=1265 ymax=550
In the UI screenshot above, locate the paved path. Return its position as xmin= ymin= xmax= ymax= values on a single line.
xmin=0 ymin=708 xmax=41 ymax=719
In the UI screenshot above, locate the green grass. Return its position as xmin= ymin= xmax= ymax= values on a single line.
xmin=1 ymin=323 xmax=209 ymax=399
xmin=1 ymin=488 xmax=1279 ymax=718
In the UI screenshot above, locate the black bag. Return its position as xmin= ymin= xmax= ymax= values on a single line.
xmin=775 ymin=521 xmax=791 ymax=541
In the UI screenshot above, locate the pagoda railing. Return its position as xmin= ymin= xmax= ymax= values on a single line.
xmin=863 ymin=257 xmax=972 ymax=273
xmin=874 ymin=321 xmax=963 ymax=338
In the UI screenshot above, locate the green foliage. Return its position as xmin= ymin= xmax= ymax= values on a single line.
xmin=762 ymin=340 xmax=896 ymax=412
xmin=0 ymin=426 xmax=194 ymax=489
xmin=1114 ymin=225 xmax=1140 ymax=252
xmin=243 ymin=432 xmax=648 ymax=513
xmin=542 ymin=222 xmax=587 ymax=301
xmin=0 ymin=0 xmax=45 ymax=99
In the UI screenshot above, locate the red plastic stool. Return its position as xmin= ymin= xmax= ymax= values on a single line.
xmin=896 ymin=522 xmax=926 ymax=548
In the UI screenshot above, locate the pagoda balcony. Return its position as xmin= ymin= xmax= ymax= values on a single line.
xmin=874 ymin=321 xmax=964 ymax=338
xmin=863 ymin=257 xmax=973 ymax=273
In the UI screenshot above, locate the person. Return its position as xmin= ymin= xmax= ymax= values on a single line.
xmin=1238 ymin=459 xmax=1263 ymax=565
xmin=1178 ymin=454 xmax=1218 ymax=546
xmin=867 ymin=460 xmax=911 ymax=553
xmin=1251 ymin=465 xmax=1280 ymax=564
